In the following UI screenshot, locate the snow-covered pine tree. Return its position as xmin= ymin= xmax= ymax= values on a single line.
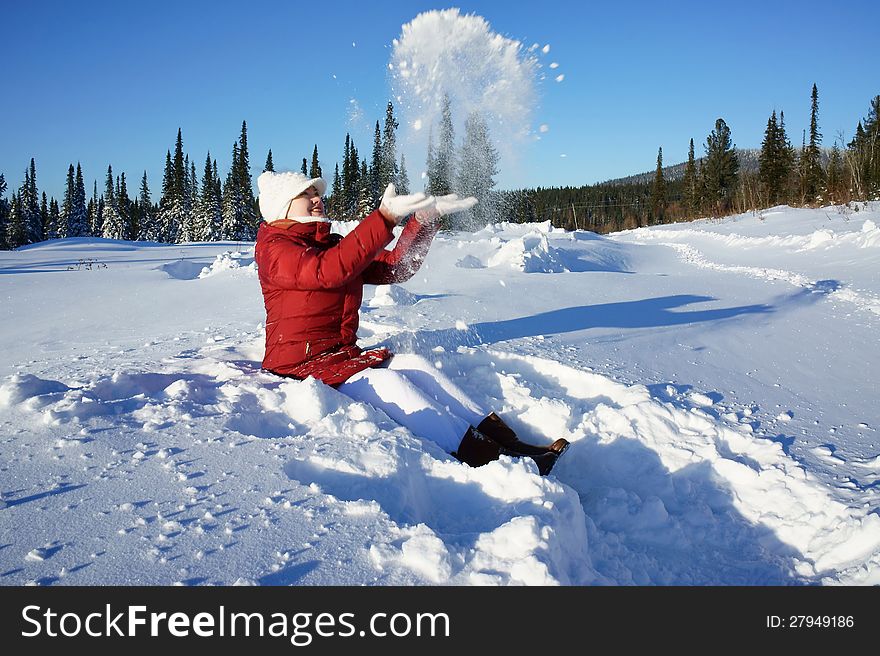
xmin=264 ymin=149 xmax=274 ymax=173
xmin=358 ymin=159 xmax=372 ymax=217
xmin=380 ymin=101 xmax=399 ymax=191
xmin=89 ymin=180 xmax=103 ymax=236
xmin=370 ymin=121 xmax=382 ymax=208
xmin=40 ymin=192 xmax=50 ymax=239
xmin=0 ymin=173 xmax=8 ymax=249
xmin=179 ymin=155 xmax=194 ymax=242
xmin=21 ymin=160 xmax=42 ymax=244
xmin=222 ymin=142 xmax=251 ymax=240
xmin=428 ymin=94 xmax=455 ymax=196
xmin=455 ymin=111 xmax=498 ymax=229
xmin=118 ymin=172 xmax=132 ymax=240
xmin=72 ymin=163 xmax=88 ymax=236
xmin=157 ymin=151 xmax=177 ymax=242
xmin=48 ymin=198 xmax=60 ymax=241
xmin=178 ymin=158 xmax=198 ymax=242
xmin=197 ymin=152 xmax=222 ymax=241
xmin=347 ymin=140 xmax=361 ymax=219
xmin=170 ymin=130 xmax=188 ymax=243
xmin=425 ymin=127 xmax=435 ymax=194
xmin=6 ymin=192 xmax=27 ymax=249
xmin=341 ymin=134 xmax=352 ymax=219
xmin=137 ymin=172 xmax=157 ymax=241
xmin=60 ymin=164 xmax=75 ymax=239
xmin=190 ymin=161 xmax=199 ymax=237
xmin=397 ymin=153 xmax=410 ymax=195
xmin=101 ymin=165 xmax=125 ymax=240
xmin=234 ymin=121 xmax=257 ymax=238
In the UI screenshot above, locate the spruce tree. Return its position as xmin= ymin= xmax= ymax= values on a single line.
xmin=826 ymin=143 xmax=845 ymax=204
xmin=197 ymin=152 xmax=222 ymax=241
xmin=264 ymin=149 xmax=274 ymax=173
xmin=102 ymin=165 xmax=125 ymax=240
xmin=230 ymin=122 xmax=257 ymax=239
xmin=21 ymin=160 xmax=42 ymax=244
xmin=301 ymin=158 xmax=307 ymax=175
xmin=310 ymin=145 xmax=322 ymax=179
xmin=358 ymin=159 xmax=372 ymax=217
xmin=0 ymin=173 xmax=8 ymax=249
xmin=7 ymin=192 xmax=27 ymax=249
xmin=849 ymin=96 xmax=880 ymax=199
xmin=370 ymin=121 xmax=382 ymax=207
xmin=398 ymin=154 xmax=410 ymax=195
xmin=804 ymin=83 xmax=824 ymax=203
xmin=425 ymin=127 xmax=435 ymax=194
xmin=651 ymin=147 xmax=666 ymax=224
xmin=118 ymin=172 xmax=131 ymax=239
xmin=796 ymin=130 xmax=808 ymax=205
xmin=777 ymin=112 xmax=796 ymax=204
xmin=137 ymin=171 xmax=157 ymax=241
xmin=683 ymin=138 xmax=699 ymax=217
xmin=347 ymin=140 xmax=361 ymax=218
xmin=71 ymin=163 xmax=88 ymax=236
xmin=90 ymin=180 xmax=103 ymax=236
xmin=380 ymin=101 xmax=399 ymax=191
xmin=759 ymin=110 xmax=794 ymax=207
xmin=329 ymin=163 xmax=341 ymax=217
xmin=61 ymin=164 xmax=75 ymax=239
xmin=48 ymin=199 xmax=60 ymax=241
xmin=158 ymin=150 xmax=177 ymax=242
xmin=341 ymin=134 xmax=353 ymax=218
xmin=456 ymin=111 xmax=498 ymax=229
xmin=40 ymin=192 xmax=50 ymax=239
xmin=701 ymin=118 xmax=739 ymax=216
xmin=222 ymin=142 xmax=244 ymax=239
xmin=428 ymin=94 xmax=455 ymax=195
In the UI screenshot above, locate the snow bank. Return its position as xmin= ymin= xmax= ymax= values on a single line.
xmin=199 ymin=251 xmax=256 ymax=278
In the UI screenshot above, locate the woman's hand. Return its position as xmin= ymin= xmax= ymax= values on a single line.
xmin=435 ymin=194 xmax=478 ymax=216
xmin=379 ymin=184 xmax=436 ymax=226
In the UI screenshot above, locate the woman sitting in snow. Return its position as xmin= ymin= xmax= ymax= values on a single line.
xmin=254 ymin=170 xmax=568 ymax=475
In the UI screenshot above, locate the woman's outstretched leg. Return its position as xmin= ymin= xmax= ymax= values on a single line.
xmin=337 ymin=367 xmax=470 ymax=453
xmin=384 ymin=353 xmax=485 ymax=426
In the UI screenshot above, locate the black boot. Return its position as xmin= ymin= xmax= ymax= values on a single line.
xmin=477 ymin=412 xmax=570 ymax=457
xmin=497 ymin=446 xmax=563 ymax=476
xmin=452 ymin=426 xmax=502 ymax=468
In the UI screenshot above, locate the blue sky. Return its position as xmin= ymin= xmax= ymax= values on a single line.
xmin=2 ymin=0 xmax=878 ymax=203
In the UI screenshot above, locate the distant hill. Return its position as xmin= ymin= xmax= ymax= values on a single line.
xmin=602 ymin=148 xmax=761 ymax=186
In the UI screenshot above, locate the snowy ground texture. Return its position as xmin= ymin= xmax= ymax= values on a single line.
xmin=1 ymin=203 xmax=879 ymax=586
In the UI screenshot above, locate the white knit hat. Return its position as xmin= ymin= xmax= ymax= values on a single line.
xmin=257 ymin=170 xmax=327 ymax=222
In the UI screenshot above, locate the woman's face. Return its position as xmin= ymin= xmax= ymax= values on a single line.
xmin=286 ymin=186 xmax=325 ymax=218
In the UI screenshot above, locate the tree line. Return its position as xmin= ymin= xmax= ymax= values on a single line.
xmin=498 ymin=86 xmax=880 ymax=233
xmin=1 ymin=86 xmax=877 ymax=248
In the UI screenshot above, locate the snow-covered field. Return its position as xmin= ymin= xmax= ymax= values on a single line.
xmin=1 ymin=203 xmax=879 ymax=585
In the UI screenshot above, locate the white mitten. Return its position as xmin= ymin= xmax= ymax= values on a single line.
xmin=379 ymin=184 xmax=436 ymax=225
xmin=435 ymin=193 xmax=478 ymax=216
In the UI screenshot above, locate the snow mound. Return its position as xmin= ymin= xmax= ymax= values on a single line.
xmin=368 ymin=284 xmax=419 ymax=307
xmin=455 ymin=254 xmax=485 ymax=269
xmin=198 ymin=251 xmax=256 ymax=278
xmin=488 ymin=231 xmax=570 ymax=273
xmin=0 ymin=373 xmax=70 ymax=407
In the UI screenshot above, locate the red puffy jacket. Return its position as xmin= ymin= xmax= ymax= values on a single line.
xmin=254 ymin=210 xmax=439 ymax=386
